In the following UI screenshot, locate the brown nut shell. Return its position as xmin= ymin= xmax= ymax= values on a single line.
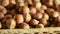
xmin=15 ymin=14 xmax=24 ymax=24
xmin=24 ymin=13 xmax=31 ymax=23
xmin=36 ymin=24 xmax=44 ymax=28
xmin=30 ymin=19 xmax=39 ymax=26
xmin=6 ymin=18 xmax=16 ymax=29
xmin=19 ymin=23 xmax=30 ymax=29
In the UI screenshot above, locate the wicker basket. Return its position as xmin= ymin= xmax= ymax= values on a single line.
xmin=0 ymin=27 xmax=60 ymax=34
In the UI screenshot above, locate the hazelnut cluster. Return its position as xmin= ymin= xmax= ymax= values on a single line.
xmin=0 ymin=0 xmax=60 ymax=29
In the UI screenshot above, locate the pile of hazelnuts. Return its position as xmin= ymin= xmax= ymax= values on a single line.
xmin=0 ymin=0 xmax=60 ymax=29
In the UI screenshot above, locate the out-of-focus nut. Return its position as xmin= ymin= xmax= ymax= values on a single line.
xmin=43 ymin=13 xmax=49 ymax=20
xmin=39 ymin=18 xmax=48 ymax=26
xmin=0 ymin=6 xmax=7 ymax=14
xmin=15 ymin=14 xmax=24 ymax=24
xmin=19 ymin=23 xmax=30 ymax=29
xmin=36 ymin=24 xmax=44 ymax=28
xmin=30 ymin=7 xmax=36 ymax=15
xmin=1 ymin=0 xmax=9 ymax=6
xmin=24 ymin=13 xmax=31 ymax=23
xmin=21 ymin=6 xmax=30 ymax=14
xmin=30 ymin=19 xmax=39 ymax=26
xmin=34 ymin=13 xmax=43 ymax=19
xmin=6 ymin=18 xmax=16 ymax=29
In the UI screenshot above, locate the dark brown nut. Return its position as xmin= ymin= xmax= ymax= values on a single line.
xmin=21 ymin=6 xmax=30 ymax=14
xmin=43 ymin=13 xmax=49 ymax=20
xmin=50 ymin=24 xmax=56 ymax=27
xmin=0 ymin=12 xmax=4 ymax=19
xmin=45 ymin=8 xmax=55 ymax=14
xmin=15 ymin=14 xmax=24 ymax=24
xmin=33 ymin=2 xmax=41 ymax=10
xmin=30 ymin=19 xmax=39 ymax=26
xmin=39 ymin=18 xmax=48 ymax=26
xmin=6 ymin=18 xmax=16 ymax=29
xmin=34 ymin=13 xmax=43 ymax=19
xmin=49 ymin=11 xmax=59 ymax=18
xmin=24 ymin=13 xmax=31 ymax=23
xmin=10 ymin=9 xmax=16 ymax=15
xmin=41 ymin=5 xmax=47 ymax=10
xmin=1 ymin=0 xmax=9 ymax=6
xmin=30 ymin=7 xmax=37 ymax=15
xmin=0 ymin=22 xmax=2 ymax=28
xmin=45 ymin=0 xmax=54 ymax=7
xmin=0 ymin=6 xmax=7 ymax=14
xmin=56 ymin=5 xmax=60 ymax=12
xmin=19 ymin=23 xmax=30 ymax=29
xmin=16 ymin=0 xmax=24 ymax=8
xmin=36 ymin=24 xmax=44 ymax=28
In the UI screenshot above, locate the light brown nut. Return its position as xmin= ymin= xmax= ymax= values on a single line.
xmin=1 ymin=0 xmax=9 ymax=6
xmin=30 ymin=7 xmax=36 ymax=15
xmin=45 ymin=0 xmax=54 ymax=7
xmin=34 ymin=13 xmax=43 ymax=19
xmin=24 ymin=13 xmax=31 ymax=23
xmin=15 ymin=14 xmax=24 ymax=24
xmin=6 ymin=18 xmax=16 ymax=29
xmin=21 ymin=6 xmax=30 ymax=14
xmin=33 ymin=2 xmax=41 ymax=10
xmin=43 ymin=13 xmax=49 ymax=20
xmin=39 ymin=18 xmax=48 ymax=26
xmin=19 ymin=23 xmax=30 ymax=29
xmin=0 ymin=6 xmax=7 ymax=14
xmin=30 ymin=19 xmax=39 ymax=26
xmin=41 ymin=5 xmax=47 ymax=10
xmin=36 ymin=24 xmax=44 ymax=28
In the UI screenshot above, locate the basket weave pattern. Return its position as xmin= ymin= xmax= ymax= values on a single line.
xmin=0 ymin=27 xmax=60 ymax=34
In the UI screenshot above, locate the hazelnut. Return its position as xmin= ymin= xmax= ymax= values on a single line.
xmin=39 ymin=18 xmax=48 ymax=26
xmin=41 ymin=5 xmax=47 ymax=10
xmin=45 ymin=0 xmax=54 ymax=7
xmin=9 ymin=0 xmax=16 ymax=4
xmin=38 ymin=9 xmax=44 ymax=13
xmin=30 ymin=7 xmax=36 ymax=15
xmin=30 ymin=19 xmax=39 ymax=26
xmin=24 ymin=13 xmax=31 ymax=23
xmin=15 ymin=14 xmax=24 ymax=24
xmin=34 ymin=2 xmax=41 ymax=10
xmin=34 ymin=13 xmax=43 ymax=19
xmin=50 ymin=11 xmax=59 ymax=18
xmin=36 ymin=24 xmax=44 ymax=28
xmin=21 ymin=6 xmax=30 ymax=14
xmin=1 ymin=0 xmax=9 ymax=6
xmin=19 ymin=23 xmax=30 ymax=29
xmin=25 ymin=0 xmax=32 ymax=5
xmin=6 ymin=18 xmax=16 ymax=29
xmin=0 ymin=6 xmax=7 ymax=14
xmin=43 ymin=13 xmax=49 ymax=20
